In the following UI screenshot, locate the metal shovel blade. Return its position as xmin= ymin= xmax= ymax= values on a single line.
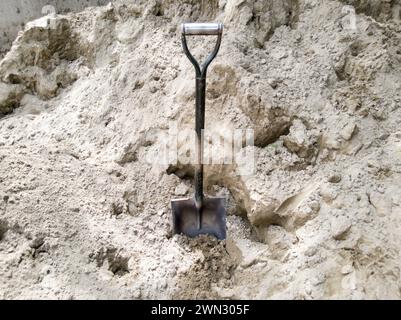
xmin=171 ymin=197 xmax=226 ymax=240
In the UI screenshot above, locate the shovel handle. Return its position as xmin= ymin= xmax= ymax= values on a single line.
xmin=181 ymin=23 xmax=223 ymax=36
xmin=181 ymin=23 xmax=223 ymax=79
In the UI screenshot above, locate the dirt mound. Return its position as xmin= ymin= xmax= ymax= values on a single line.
xmin=1 ymin=0 xmax=401 ymax=299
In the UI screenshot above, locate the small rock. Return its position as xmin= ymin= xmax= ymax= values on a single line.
xmin=340 ymin=122 xmax=357 ymax=141
xmin=379 ymin=133 xmax=390 ymax=140
xmin=341 ymin=272 xmax=357 ymax=290
xmin=29 ymin=236 xmax=45 ymax=249
xmin=98 ymin=268 xmax=114 ymax=281
xmin=40 ymin=265 xmax=52 ymax=276
xmin=311 ymin=273 xmax=326 ymax=286
xmin=331 ymin=217 xmax=351 ymax=240
xmin=369 ymin=191 xmax=392 ymax=216
xmin=174 ymin=183 xmax=189 ymax=196
xmin=7 ymin=196 xmax=16 ymax=204
xmin=159 ymin=278 xmax=168 ymax=289
xmin=267 ymin=78 xmax=279 ymax=89
xmin=320 ymin=184 xmax=338 ymax=203
xmin=283 ymin=119 xmax=317 ymax=158
xmin=341 ymin=264 xmax=354 ymax=275
xmin=128 ymin=257 xmax=137 ymax=272
xmin=133 ymin=289 xmax=141 ymax=299
xmin=305 ymin=246 xmax=318 ymax=257
xmin=328 ymin=173 xmax=342 ymax=183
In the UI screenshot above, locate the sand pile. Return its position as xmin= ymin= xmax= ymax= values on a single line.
xmin=1 ymin=0 xmax=401 ymax=299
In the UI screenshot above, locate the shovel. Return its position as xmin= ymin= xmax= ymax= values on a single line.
xmin=171 ymin=23 xmax=226 ymax=240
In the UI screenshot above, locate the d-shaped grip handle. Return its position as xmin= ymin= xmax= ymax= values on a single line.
xmin=181 ymin=22 xmax=223 ymax=78
xmin=181 ymin=23 xmax=223 ymax=36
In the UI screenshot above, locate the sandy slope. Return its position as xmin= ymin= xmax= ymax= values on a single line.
xmin=1 ymin=0 xmax=401 ymax=299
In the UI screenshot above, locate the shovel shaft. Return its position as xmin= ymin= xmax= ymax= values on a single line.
xmin=195 ymin=77 xmax=206 ymax=210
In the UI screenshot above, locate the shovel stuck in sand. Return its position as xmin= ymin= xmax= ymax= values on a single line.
xmin=171 ymin=23 xmax=226 ymax=240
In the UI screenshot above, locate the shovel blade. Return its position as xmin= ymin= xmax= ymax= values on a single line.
xmin=171 ymin=197 xmax=226 ymax=240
